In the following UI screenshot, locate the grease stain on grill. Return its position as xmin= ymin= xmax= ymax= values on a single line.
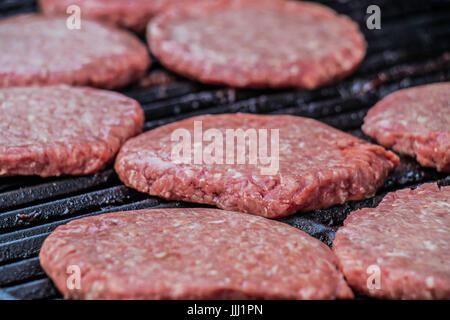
xmin=17 ymin=211 xmax=40 ymax=222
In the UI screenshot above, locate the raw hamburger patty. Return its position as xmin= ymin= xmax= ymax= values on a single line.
xmin=0 ymin=86 xmax=144 ymax=177
xmin=0 ymin=14 xmax=150 ymax=89
xmin=39 ymin=208 xmax=353 ymax=299
xmin=40 ymin=0 xmax=197 ymax=32
xmin=115 ymin=114 xmax=399 ymax=218
xmin=333 ymin=183 xmax=450 ymax=299
xmin=148 ymin=0 xmax=366 ymax=88
xmin=362 ymin=83 xmax=450 ymax=172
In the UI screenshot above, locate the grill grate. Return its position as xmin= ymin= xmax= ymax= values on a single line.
xmin=0 ymin=0 xmax=449 ymax=300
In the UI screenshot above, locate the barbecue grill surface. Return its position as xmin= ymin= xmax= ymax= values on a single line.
xmin=0 ymin=0 xmax=449 ymax=300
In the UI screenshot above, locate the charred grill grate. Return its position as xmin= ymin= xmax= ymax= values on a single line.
xmin=1 ymin=0 xmax=450 ymax=300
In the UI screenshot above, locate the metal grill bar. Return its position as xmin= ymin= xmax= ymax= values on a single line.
xmin=0 ymin=0 xmax=36 ymax=18
xmin=0 ymin=169 xmax=118 ymax=212
xmin=141 ymin=52 xmax=450 ymax=131
xmin=0 ymin=257 xmax=43 ymax=286
xmin=0 ymin=185 xmax=146 ymax=233
xmin=4 ymin=278 xmax=58 ymax=300
xmin=124 ymin=81 xmax=204 ymax=105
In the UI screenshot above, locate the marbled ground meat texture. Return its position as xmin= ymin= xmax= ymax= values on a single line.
xmin=115 ymin=113 xmax=399 ymax=218
xmin=39 ymin=208 xmax=353 ymax=300
xmin=333 ymin=183 xmax=450 ymax=299
xmin=0 ymin=14 xmax=150 ymax=88
xmin=363 ymin=82 xmax=450 ymax=172
xmin=0 ymin=86 xmax=144 ymax=177
xmin=148 ymin=0 xmax=366 ymax=88
xmin=40 ymin=0 xmax=200 ymax=32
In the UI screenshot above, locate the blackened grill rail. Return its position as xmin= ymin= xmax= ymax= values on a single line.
xmin=1 ymin=0 xmax=450 ymax=300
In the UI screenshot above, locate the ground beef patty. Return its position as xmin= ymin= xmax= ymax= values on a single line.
xmin=115 ymin=114 xmax=399 ymax=218
xmin=333 ymin=183 xmax=450 ymax=299
xmin=39 ymin=208 xmax=353 ymax=300
xmin=148 ymin=0 xmax=366 ymax=89
xmin=362 ymin=83 xmax=450 ymax=172
xmin=0 ymin=14 xmax=150 ymax=89
xmin=0 ymin=86 xmax=144 ymax=177
xmin=40 ymin=0 xmax=198 ymax=32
